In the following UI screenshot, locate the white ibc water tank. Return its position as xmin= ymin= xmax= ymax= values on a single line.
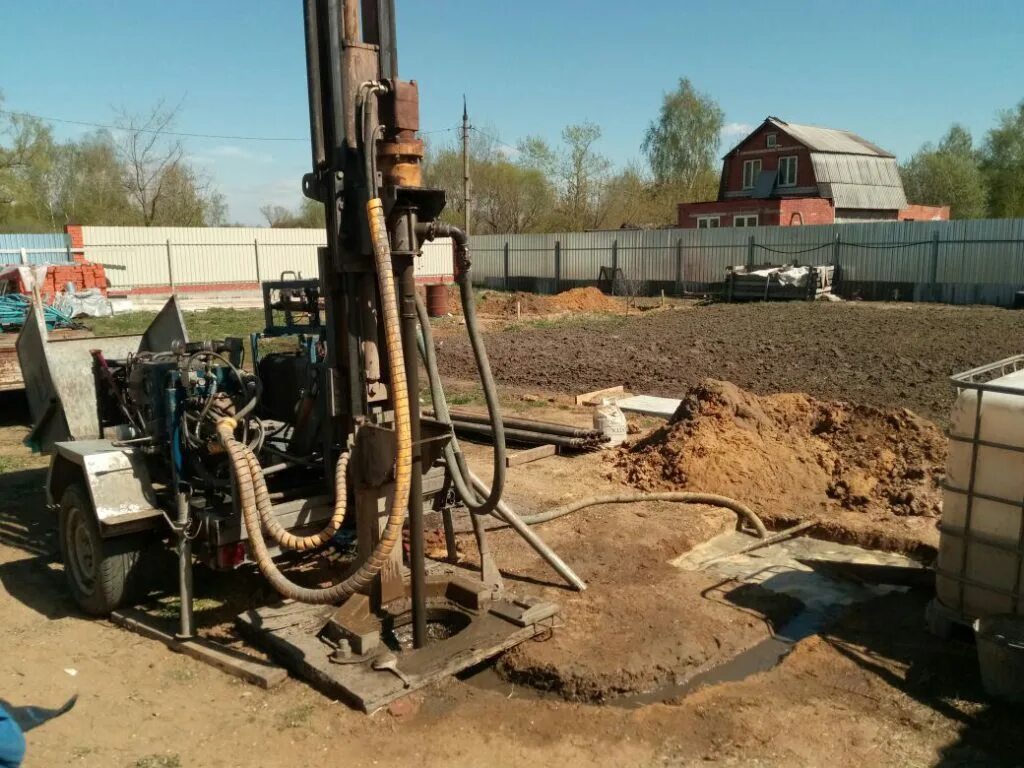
xmin=937 ymin=362 xmax=1024 ymax=622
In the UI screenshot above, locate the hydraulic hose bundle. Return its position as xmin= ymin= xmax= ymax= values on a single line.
xmin=214 ymin=197 xmax=414 ymax=605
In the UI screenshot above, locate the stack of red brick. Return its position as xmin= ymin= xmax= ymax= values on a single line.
xmin=38 ymin=262 xmax=109 ymax=297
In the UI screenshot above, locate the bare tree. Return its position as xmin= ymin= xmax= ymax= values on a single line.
xmin=114 ymin=100 xmax=224 ymax=226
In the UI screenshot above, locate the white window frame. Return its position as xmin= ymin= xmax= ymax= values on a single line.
xmin=778 ymin=155 xmax=798 ymax=187
xmin=734 ymin=214 xmax=759 ymax=227
xmin=742 ymin=159 xmax=762 ymax=190
xmin=697 ymin=216 xmax=721 ymax=229
xmin=766 ymin=133 xmax=778 ymax=148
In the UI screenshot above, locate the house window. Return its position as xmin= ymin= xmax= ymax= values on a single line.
xmin=734 ymin=215 xmax=758 ymax=227
xmin=778 ymin=155 xmax=798 ymax=187
xmin=697 ymin=216 xmax=721 ymax=229
xmin=766 ymin=133 xmax=777 ymax=148
xmin=742 ymin=159 xmax=762 ymax=189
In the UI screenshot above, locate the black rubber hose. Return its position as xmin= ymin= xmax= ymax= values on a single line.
xmin=414 ymin=228 xmax=505 ymax=516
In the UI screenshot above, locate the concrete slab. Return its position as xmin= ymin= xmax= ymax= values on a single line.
xmin=616 ymin=395 xmax=681 ymax=419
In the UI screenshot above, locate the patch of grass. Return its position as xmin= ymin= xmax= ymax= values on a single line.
xmin=447 ymin=388 xmax=483 ymax=406
xmin=279 ymin=703 xmax=315 ymax=729
xmin=131 ymin=755 xmax=182 ymax=768
xmin=87 ymin=308 xmax=265 ymax=340
xmin=0 ymin=455 xmax=25 ymax=474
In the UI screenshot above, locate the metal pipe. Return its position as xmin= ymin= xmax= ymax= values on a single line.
xmin=443 ymin=409 xmax=606 ymax=440
xmin=175 ymin=488 xmax=195 ymax=640
xmin=302 ymin=0 xmax=325 ymax=169
xmin=433 ymin=418 xmax=597 ymax=450
xmin=342 ymin=0 xmax=359 ymax=42
xmin=468 ymin=471 xmax=587 ymax=592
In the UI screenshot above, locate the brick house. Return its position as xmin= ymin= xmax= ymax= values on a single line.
xmin=677 ymin=117 xmax=949 ymax=228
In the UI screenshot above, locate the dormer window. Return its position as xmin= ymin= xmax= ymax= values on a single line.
xmin=766 ymin=133 xmax=778 ymax=148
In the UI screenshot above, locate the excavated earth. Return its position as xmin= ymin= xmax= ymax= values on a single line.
xmin=614 ymin=379 xmax=946 ymax=555
xmin=437 ymin=300 xmax=1024 ymax=425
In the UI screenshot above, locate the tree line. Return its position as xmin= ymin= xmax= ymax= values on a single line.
xmin=900 ymin=103 xmax=1024 ymax=219
xmin=0 ymin=94 xmax=225 ymax=232
xmin=5 ymin=81 xmax=1024 ymax=234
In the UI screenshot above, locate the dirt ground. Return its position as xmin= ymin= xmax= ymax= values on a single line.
xmin=2 ymin=298 xmax=1024 ymax=766
xmin=437 ymin=300 xmax=1024 ymax=426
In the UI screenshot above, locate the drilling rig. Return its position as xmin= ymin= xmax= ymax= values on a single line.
xmin=22 ymin=0 xmax=581 ymax=711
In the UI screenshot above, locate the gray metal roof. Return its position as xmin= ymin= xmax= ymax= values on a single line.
xmin=811 ymin=153 xmax=907 ymax=210
xmin=768 ymin=117 xmax=893 ymax=157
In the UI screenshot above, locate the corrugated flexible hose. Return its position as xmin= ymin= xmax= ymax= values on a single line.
xmin=216 ymin=198 xmax=413 ymax=604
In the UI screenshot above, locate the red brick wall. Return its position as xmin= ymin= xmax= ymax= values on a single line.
xmin=779 ymin=197 xmax=835 ymax=226
xmin=899 ymin=204 xmax=950 ymax=221
xmin=677 ymin=197 xmax=835 ymax=229
xmin=721 ymin=123 xmax=815 ymax=197
xmin=65 ymin=224 xmax=85 ymax=263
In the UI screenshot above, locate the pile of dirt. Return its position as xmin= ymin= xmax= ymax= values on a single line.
xmin=545 ymin=287 xmax=623 ymax=313
xmin=438 ymin=286 xmax=624 ymax=317
xmin=614 ymin=379 xmax=946 ymax=553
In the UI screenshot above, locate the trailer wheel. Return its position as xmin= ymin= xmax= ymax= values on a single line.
xmin=58 ymin=483 xmax=153 ymax=616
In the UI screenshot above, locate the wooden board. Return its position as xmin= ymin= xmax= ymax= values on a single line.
xmin=236 ymin=598 xmax=558 ymax=713
xmin=574 ymin=385 xmax=625 ymax=406
xmin=505 ymin=444 xmax=557 ymax=467
xmin=111 ymin=608 xmax=288 ymax=690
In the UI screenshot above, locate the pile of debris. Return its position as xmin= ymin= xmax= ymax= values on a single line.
xmin=614 ymin=379 xmax=946 ymax=551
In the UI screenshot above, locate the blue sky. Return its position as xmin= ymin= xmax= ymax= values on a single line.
xmin=2 ymin=1 xmax=1022 ymax=225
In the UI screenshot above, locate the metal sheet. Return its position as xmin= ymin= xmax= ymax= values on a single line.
xmin=0 ymin=233 xmax=74 ymax=266
xmin=53 ymin=441 xmax=162 ymax=529
xmin=139 ymin=296 xmax=189 ymax=352
xmin=770 ymin=118 xmax=893 ymax=157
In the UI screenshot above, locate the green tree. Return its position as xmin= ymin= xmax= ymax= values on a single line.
xmin=55 ymin=130 xmax=137 ymax=225
xmin=900 ymin=124 xmax=987 ymax=219
xmin=982 ymin=101 xmax=1024 ymax=218
xmin=642 ymin=78 xmax=724 ymax=192
xmin=260 ymin=199 xmax=325 ymax=228
xmin=0 ymin=93 xmax=60 ymax=231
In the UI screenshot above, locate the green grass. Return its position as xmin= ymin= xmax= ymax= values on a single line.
xmin=0 ymin=455 xmax=25 ymax=474
xmin=131 ymin=755 xmax=182 ymax=768
xmin=279 ymin=703 xmax=315 ymax=729
xmin=88 ymin=308 xmax=266 ymax=340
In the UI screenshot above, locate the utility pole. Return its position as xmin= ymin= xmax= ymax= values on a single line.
xmin=462 ymin=95 xmax=471 ymax=235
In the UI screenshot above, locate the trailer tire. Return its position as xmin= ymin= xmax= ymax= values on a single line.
xmin=58 ymin=483 xmax=154 ymax=616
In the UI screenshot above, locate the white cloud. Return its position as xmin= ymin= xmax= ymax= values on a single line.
xmin=721 ymin=122 xmax=753 ymax=140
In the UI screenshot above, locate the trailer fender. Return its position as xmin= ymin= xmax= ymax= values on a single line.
xmin=48 ymin=441 xmax=164 ymax=537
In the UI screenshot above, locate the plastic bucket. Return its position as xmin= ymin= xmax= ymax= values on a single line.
xmin=975 ymin=614 xmax=1024 ymax=703
xmin=425 ymin=284 xmax=449 ymax=318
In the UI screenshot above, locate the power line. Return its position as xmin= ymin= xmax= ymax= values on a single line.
xmin=469 ymin=125 xmax=520 ymax=155
xmin=1 ymin=108 xmax=458 ymax=143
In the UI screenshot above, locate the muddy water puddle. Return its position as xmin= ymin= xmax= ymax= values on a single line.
xmin=465 ymin=533 xmax=927 ymax=708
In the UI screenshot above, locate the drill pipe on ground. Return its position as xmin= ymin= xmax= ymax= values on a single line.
xmin=425 ymin=417 xmax=605 ymax=451
xmin=439 ymin=409 xmax=609 ymax=441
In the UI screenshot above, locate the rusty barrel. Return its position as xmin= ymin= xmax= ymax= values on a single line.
xmin=425 ymin=284 xmax=449 ymax=317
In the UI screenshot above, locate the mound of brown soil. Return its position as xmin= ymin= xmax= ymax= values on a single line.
xmin=441 ymin=286 xmax=624 ymax=317
xmin=614 ymin=379 xmax=946 ymax=552
xmin=545 ymin=287 xmax=623 ymax=313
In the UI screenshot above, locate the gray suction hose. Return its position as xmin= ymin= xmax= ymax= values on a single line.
xmin=510 ymin=492 xmax=769 ymax=537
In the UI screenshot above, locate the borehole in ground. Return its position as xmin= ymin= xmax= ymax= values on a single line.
xmin=381 ymin=606 xmax=471 ymax=652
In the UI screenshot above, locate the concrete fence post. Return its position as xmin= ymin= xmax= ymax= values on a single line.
xmin=503 ymin=241 xmax=510 ymax=290
xmin=554 ymin=240 xmax=561 ymax=294
xmin=166 ymin=239 xmax=176 ymax=293
xmin=675 ymin=238 xmax=684 ymax=296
